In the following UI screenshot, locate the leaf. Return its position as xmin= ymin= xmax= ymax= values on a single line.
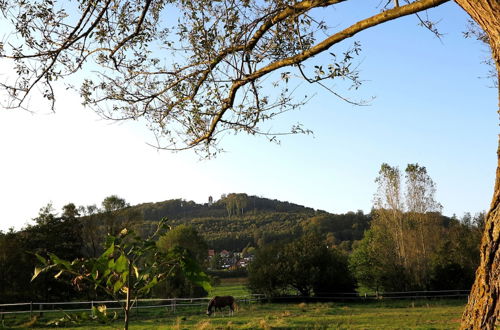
xmin=101 ymin=243 xmax=115 ymax=258
xmin=105 ymin=236 xmax=116 ymax=249
xmin=114 ymin=254 xmax=128 ymax=273
xmin=54 ymin=270 xmax=64 ymax=279
xmin=133 ymin=265 xmax=139 ymax=279
xmin=31 ymin=267 xmax=43 ymax=281
xmin=49 ymin=253 xmax=71 ymax=269
xmin=102 ymin=268 xmax=111 ymax=279
xmin=113 ymin=279 xmax=124 ymax=293
xmin=139 ymin=277 xmax=158 ymax=293
xmin=34 ymin=253 xmax=47 ymax=265
xmin=93 ymin=269 xmax=99 ymax=281
xmin=120 ymin=271 xmax=129 ymax=285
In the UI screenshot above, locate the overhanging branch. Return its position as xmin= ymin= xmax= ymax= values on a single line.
xmin=191 ymin=0 xmax=451 ymax=146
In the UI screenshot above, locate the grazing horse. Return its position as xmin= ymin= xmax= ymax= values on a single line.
xmin=206 ymin=296 xmax=236 ymax=316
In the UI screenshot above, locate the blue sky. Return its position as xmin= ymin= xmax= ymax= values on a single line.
xmin=0 ymin=1 xmax=497 ymax=230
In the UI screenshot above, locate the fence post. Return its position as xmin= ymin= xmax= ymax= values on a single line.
xmin=91 ymin=301 xmax=94 ymax=317
xmin=173 ymin=299 xmax=176 ymax=313
xmin=135 ymin=297 xmax=139 ymax=316
xmin=38 ymin=303 xmax=43 ymax=317
xmin=30 ymin=302 xmax=33 ymax=319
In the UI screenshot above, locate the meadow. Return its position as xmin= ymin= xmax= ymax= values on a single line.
xmin=1 ymin=278 xmax=467 ymax=329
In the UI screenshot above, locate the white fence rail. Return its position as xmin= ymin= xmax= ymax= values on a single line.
xmin=269 ymin=290 xmax=470 ymax=302
xmin=0 ymin=295 xmax=265 ymax=317
xmin=0 ymin=290 xmax=470 ymax=318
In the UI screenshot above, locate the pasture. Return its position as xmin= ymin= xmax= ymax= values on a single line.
xmin=9 ymin=300 xmax=464 ymax=329
xmin=2 ymin=279 xmax=467 ymax=329
xmin=210 ymin=277 xmax=249 ymax=296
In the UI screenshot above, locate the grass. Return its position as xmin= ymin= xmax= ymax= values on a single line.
xmin=209 ymin=277 xmax=249 ymax=297
xmin=1 ymin=280 xmax=467 ymax=329
xmin=10 ymin=299 xmax=465 ymax=329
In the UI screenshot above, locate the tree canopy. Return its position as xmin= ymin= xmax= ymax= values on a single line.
xmin=0 ymin=0 xmax=453 ymax=155
xmin=248 ymin=232 xmax=355 ymax=297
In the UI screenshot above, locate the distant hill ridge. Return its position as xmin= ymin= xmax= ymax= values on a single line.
xmin=132 ymin=193 xmax=319 ymax=221
xmin=112 ymin=193 xmax=370 ymax=251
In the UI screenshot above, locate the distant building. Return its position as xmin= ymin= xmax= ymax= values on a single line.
xmin=220 ymin=250 xmax=231 ymax=258
xmin=208 ymin=249 xmax=215 ymax=258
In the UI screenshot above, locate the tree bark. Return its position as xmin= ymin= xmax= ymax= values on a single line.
xmin=456 ymin=0 xmax=500 ymax=328
xmin=462 ymin=137 xmax=500 ymax=329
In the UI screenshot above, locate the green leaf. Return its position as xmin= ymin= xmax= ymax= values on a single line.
xmin=139 ymin=276 xmax=158 ymax=293
xmin=120 ymin=271 xmax=129 ymax=285
xmin=105 ymin=236 xmax=116 ymax=250
xmin=113 ymin=279 xmax=124 ymax=293
xmin=34 ymin=253 xmax=47 ymax=265
xmin=114 ymin=254 xmax=128 ymax=273
xmin=102 ymin=268 xmax=111 ymax=279
xmin=54 ymin=270 xmax=64 ymax=279
xmin=49 ymin=253 xmax=71 ymax=269
xmin=101 ymin=243 xmax=115 ymax=258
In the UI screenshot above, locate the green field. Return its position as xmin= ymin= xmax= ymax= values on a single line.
xmin=2 ymin=279 xmax=467 ymax=329
xmin=135 ymin=300 xmax=465 ymax=329
xmin=9 ymin=300 xmax=465 ymax=329
xmin=209 ymin=277 xmax=249 ymax=297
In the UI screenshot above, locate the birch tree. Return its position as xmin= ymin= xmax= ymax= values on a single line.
xmin=404 ymin=163 xmax=443 ymax=289
xmin=373 ymin=163 xmax=446 ymax=290
xmin=373 ymin=163 xmax=407 ymax=271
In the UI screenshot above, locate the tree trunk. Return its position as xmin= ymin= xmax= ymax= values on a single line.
xmin=123 ymin=262 xmax=132 ymax=330
xmin=456 ymin=0 xmax=500 ymax=328
xmin=462 ymin=138 xmax=500 ymax=329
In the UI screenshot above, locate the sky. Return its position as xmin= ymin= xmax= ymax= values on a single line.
xmin=0 ymin=1 xmax=498 ymax=231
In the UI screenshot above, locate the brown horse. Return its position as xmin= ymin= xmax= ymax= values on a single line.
xmin=206 ymin=296 xmax=236 ymax=316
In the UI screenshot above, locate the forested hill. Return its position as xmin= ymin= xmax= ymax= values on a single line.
xmin=133 ymin=193 xmax=317 ymax=221
xmin=119 ymin=193 xmax=371 ymax=251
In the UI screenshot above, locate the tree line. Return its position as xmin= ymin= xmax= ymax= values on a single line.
xmin=247 ymin=164 xmax=483 ymax=297
xmin=247 ymin=210 xmax=482 ymax=296
xmin=0 ymin=199 xmax=210 ymax=304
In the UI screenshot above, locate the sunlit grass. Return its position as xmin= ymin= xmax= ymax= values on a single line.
xmin=15 ymin=299 xmax=465 ymax=329
xmin=4 ymin=280 xmax=466 ymax=329
xmin=209 ymin=277 xmax=249 ymax=297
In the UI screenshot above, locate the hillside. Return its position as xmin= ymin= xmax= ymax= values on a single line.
xmin=121 ymin=193 xmax=371 ymax=251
